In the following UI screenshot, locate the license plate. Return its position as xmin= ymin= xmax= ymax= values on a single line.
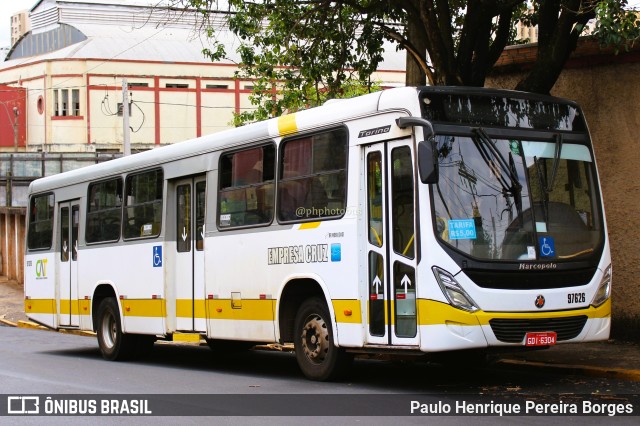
xmin=524 ymin=332 xmax=557 ymax=346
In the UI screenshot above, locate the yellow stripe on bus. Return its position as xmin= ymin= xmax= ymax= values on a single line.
xmin=25 ymin=299 xmax=57 ymax=314
xmin=299 ymin=222 xmax=320 ymax=230
xmin=206 ymin=299 xmax=275 ymax=321
xmin=332 ymin=300 xmax=362 ymax=323
xmin=416 ymin=298 xmax=611 ymax=326
xmin=277 ymin=113 xmax=298 ymax=136
xmin=176 ymin=299 xmax=207 ymax=319
xmin=59 ymin=299 xmax=81 ymax=315
xmin=78 ymin=299 xmax=91 ymax=315
xmin=120 ymin=299 xmax=166 ymax=318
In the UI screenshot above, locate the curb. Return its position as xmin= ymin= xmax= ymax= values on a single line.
xmin=10 ymin=319 xmax=96 ymax=337
xmin=495 ymin=358 xmax=640 ymax=382
xmin=0 ymin=317 xmax=18 ymax=327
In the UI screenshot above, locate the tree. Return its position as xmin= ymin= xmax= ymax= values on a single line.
xmin=166 ymin=1 xmax=640 ymax=123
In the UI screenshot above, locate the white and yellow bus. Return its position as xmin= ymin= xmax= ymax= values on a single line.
xmin=24 ymin=86 xmax=611 ymax=380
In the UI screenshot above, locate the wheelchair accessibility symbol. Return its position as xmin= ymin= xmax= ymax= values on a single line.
xmin=538 ymin=237 xmax=555 ymax=258
xmin=153 ymin=245 xmax=163 ymax=267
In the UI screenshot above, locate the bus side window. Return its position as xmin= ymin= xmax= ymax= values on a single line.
xmin=123 ymin=169 xmax=163 ymax=240
xmin=27 ymin=193 xmax=55 ymax=250
xmin=277 ymin=128 xmax=347 ymax=222
xmin=86 ymin=178 xmax=122 ymax=244
xmin=218 ymin=144 xmax=275 ymax=229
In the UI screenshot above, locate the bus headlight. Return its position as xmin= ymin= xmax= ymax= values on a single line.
xmin=591 ymin=265 xmax=612 ymax=307
xmin=432 ymin=266 xmax=479 ymax=312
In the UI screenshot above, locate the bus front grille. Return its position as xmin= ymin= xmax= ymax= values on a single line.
xmin=464 ymin=268 xmax=597 ymax=290
xmin=489 ymin=316 xmax=588 ymax=343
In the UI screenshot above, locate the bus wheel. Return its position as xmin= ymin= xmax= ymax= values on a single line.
xmin=294 ymin=297 xmax=352 ymax=381
xmin=96 ymin=297 xmax=136 ymax=361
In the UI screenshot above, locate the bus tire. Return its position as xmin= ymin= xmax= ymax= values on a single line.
xmin=294 ymin=297 xmax=352 ymax=381
xmin=96 ymin=297 xmax=137 ymax=361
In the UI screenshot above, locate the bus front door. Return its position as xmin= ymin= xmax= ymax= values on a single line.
xmin=174 ymin=176 xmax=207 ymax=332
xmin=58 ymin=200 xmax=80 ymax=327
xmin=363 ymin=140 xmax=419 ymax=346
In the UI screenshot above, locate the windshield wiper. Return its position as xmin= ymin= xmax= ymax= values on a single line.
xmin=533 ymin=133 xmax=563 ymax=224
xmin=546 ymin=133 xmax=564 ymax=192
xmin=534 ymin=155 xmax=549 ymax=223
xmin=472 ymin=128 xmax=523 ymax=202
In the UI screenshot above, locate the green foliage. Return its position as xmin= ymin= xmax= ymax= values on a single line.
xmin=220 ymin=0 xmax=389 ymax=125
xmin=176 ymin=0 xmax=640 ymax=118
xmin=232 ymin=80 xmax=381 ymax=126
xmin=593 ymin=0 xmax=640 ymax=52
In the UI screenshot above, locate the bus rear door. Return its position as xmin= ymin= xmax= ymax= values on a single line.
xmin=58 ymin=200 xmax=80 ymax=327
xmin=173 ymin=176 xmax=207 ymax=332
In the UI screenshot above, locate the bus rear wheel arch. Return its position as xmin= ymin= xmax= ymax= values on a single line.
xmin=96 ymin=297 xmax=155 ymax=361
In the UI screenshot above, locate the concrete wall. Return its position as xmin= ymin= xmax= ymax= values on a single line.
xmin=488 ymin=41 xmax=640 ymax=321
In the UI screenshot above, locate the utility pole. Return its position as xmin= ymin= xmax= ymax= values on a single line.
xmin=122 ymin=78 xmax=131 ymax=156
xmin=12 ymin=107 xmax=19 ymax=151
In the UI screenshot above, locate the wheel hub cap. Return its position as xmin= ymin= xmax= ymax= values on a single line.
xmin=301 ymin=314 xmax=328 ymax=363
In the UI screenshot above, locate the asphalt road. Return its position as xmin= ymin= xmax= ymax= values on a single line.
xmin=1 ymin=325 xmax=639 ymax=424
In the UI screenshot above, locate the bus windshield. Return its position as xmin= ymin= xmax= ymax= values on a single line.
xmin=432 ymin=134 xmax=603 ymax=261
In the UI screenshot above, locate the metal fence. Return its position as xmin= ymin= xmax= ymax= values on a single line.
xmin=0 ymin=152 xmax=122 ymax=207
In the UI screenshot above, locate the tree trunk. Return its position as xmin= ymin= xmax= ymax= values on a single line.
xmin=405 ymin=18 xmax=428 ymax=86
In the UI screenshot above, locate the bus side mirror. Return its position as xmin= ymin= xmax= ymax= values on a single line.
xmin=418 ymin=139 xmax=439 ymax=184
xmin=396 ymin=116 xmax=439 ymax=184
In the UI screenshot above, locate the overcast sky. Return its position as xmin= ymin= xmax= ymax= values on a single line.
xmin=2 ymin=0 xmax=640 ymax=48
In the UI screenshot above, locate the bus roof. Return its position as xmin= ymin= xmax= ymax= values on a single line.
xmin=29 ymin=87 xmax=422 ymax=195
xmin=29 ymin=85 xmax=578 ymax=196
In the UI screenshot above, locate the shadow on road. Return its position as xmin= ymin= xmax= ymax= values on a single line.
xmin=40 ymin=340 xmax=595 ymax=394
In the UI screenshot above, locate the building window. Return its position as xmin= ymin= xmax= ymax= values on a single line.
xmin=206 ymin=84 xmax=229 ymax=89
xmin=61 ymin=90 xmax=68 ymax=116
xmin=53 ymin=88 xmax=81 ymax=117
xmin=54 ymin=90 xmax=59 ymax=116
xmin=165 ymin=83 xmax=189 ymax=88
xmin=72 ymin=89 xmax=80 ymax=116
xmin=128 ymin=82 xmax=149 ymax=87
xmin=218 ymin=144 xmax=275 ymax=229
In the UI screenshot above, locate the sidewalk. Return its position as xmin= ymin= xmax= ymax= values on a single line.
xmin=0 ymin=277 xmax=28 ymax=324
xmin=1 ymin=278 xmax=638 ymax=381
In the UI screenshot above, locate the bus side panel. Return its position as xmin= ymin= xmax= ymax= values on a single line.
xmin=81 ymin=243 xmax=165 ymax=335
xmin=266 ymin=222 xmax=363 ymax=348
xmin=206 ymin=232 xmax=277 ymax=342
xmin=24 ymin=253 xmax=57 ymax=328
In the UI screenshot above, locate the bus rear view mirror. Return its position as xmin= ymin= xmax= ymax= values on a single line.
xmin=418 ymin=139 xmax=439 ymax=184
